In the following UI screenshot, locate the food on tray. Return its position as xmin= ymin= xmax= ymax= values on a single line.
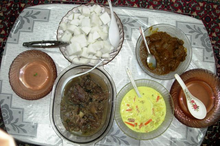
xmin=140 ymin=31 xmax=187 ymax=75
xmin=120 ymin=86 xmax=166 ymax=133
xmin=60 ymin=73 xmax=109 ymax=136
xmin=57 ymin=4 xmax=115 ymax=65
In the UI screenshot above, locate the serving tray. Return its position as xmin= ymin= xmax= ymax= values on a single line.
xmin=0 ymin=4 xmax=215 ymax=146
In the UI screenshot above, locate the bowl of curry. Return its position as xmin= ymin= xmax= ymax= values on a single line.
xmin=50 ymin=64 xmax=116 ymax=145
xmin=136 ymin=24 xmax=192 ymax=80
xmin=115 ymin=79 xmax=174 ymax=140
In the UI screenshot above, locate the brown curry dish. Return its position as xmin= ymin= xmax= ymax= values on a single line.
xmin=60 ymin=73 xmax=108 ymax=136
xmin=140 ymin=31 xmax=187 ymax=75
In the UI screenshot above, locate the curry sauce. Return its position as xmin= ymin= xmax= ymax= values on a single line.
xmin=140 ymin=32 xmax=187 ymax=75
xmin=120 ymin=86 xmax=166 ymax=133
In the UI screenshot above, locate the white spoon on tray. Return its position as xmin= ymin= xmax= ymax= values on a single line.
xmin=108 ymin=0 xmax=120 ymax=48
xmin=174 ymin=74 xmax=207 ymax=119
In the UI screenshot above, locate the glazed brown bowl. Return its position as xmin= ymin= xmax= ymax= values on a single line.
xmin=170 ymin=68 xmax=220 ymax=128
xmin=9 ymin=50 xmax=57 ymax=100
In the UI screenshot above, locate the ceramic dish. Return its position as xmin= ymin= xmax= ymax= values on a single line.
xmin=50 ymin=65 xmax=116 ymax=145
xmin=135 ymin=24 xmax=192 ymax=80
xmin=115 ymin=79 xmax=174 ymax=140
xmin=9 ymin=50 xmax=57 ymax=100
xmin=170 ymin=68 xmax=220 ymax=128
xmin=57 ymin=4 xmax=124 ymax=65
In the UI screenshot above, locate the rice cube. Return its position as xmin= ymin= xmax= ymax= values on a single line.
xmin=90 ymin=13 xmax=101 ymax=26
xmin=81 ymin=27 xmax=91 ymax=35
xmin=60 ymin=30 xmax=72 ymax=42
xmin=99 ymin=12 xmax=110 ymax=25
xmin=73 ymin=27 xmax=82 ymax=36
xmin=93 ymin=41 xmax=103 ymax=50
xmin=82 ymin=6 xmax=90 ymax=16
xmin=102 ymin=53 xmax=110 ymax=59
xmin=94 ymin=5 xmax=102 ymax=15
xmin=72 ymin=57 xmax=81 ymax=64
xmin=67 ymin=13 xmax=74 ymax=20
xmin=78 ymin=15 xmax=85 ymax=20
xmin=90 ymin=26 xmax=101 ymax=33
xmin=93 ymin=31 xmax=100 ymax=41
xmin=95 ymin=50 xmax=102 ymax=58
xmin=90 ymin=56 xmax=98 ymax=64
xmin=78 ymin=6 xmax=83 ymax=13
xmin=66 ymin=42 xmax=82 ymax=56
xmin=100 ymin=41 xmax=112 ymax=54
xmin=67 ymin=24 xmax=77 ymax=33
xmin=59 ymin=22 xmax=67 ymax=30
xmin=102 ymin=25 xmax=109 ymax=33
xmin=70 ymin=19 xmax=80 ymax=26
xmin=81 ymin=17 xmax=91 ymax=27
xmin=69 ymin=55 xmax=77 ymax=60
xmin=80 ymin=47 xmax=89 ymax=58
xmin=70 ymin=34 xmax=88 ymax=48
xmin=98 ymin=31 xmax=108 ymax=40
xmin=87 ymin=44 xmax=97 ymax=54
xmin=79 ymin=57 xmax=90 ymax=64
xmin=88 ymin=33 xmax=95 ymax=43
xmin=74 ymin=13 xmax=81 ymax=19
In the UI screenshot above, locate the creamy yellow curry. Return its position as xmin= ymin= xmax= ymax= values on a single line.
xmin=120 ymin=86 xmax=166 ymax=133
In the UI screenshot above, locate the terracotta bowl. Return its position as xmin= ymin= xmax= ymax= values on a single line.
xmin=170 ymin=68 xmax=220 ymax=128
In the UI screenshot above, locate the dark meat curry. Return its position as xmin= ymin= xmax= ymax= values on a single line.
xmin=60 ymin=73 xmax=108 ymax=136
xmin=140 ymin=31 xmax=187 ymax=75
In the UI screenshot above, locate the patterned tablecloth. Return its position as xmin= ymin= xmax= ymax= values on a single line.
xmin=0 ymin=4 xmax=216 ymax=146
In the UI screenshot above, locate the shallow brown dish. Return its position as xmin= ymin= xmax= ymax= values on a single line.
xmin=170 ymin=69 xmax=220 ymax=128
xmin=9 ymin=50 xmax=57 ymax=100
xmin=57 ymin=4 xmax=124 ymax=65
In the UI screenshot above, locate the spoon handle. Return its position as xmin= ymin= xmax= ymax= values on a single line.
xmin=174 ymin=74 xmax=192 ymax=100
xmin=108 ymin=0 xmax=113 ymax=15
xmin=174 ymin=74 xmax=188 ymax=90
xmin=61 ymin=59 xmax=104 ymax=92
xmin=126 ymin=68 xmax=141 ymax=97
xmin=139 ymin=27 xmax=151 ymax=54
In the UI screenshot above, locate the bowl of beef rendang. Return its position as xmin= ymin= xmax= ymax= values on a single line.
xmin=50 ymin=64 xmax=116 ymax=144
xmin=136 ymin=24 xmax=192 ymax=80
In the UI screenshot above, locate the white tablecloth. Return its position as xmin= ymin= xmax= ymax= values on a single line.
xmin=0 ymin=4 xmax=215 ymax=146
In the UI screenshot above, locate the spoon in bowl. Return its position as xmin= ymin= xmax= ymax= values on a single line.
xmin=61 ymin=59 xmax=104 ymax=92
xmin=126 ymin=68 xmax=141 ymax=97
xmin=174 ymin=74 xmax=207 ymax=119
xmin=108 ymin=0 xmax=120 ymax=48
xmin=139 ymin=27 xmax=157 ymax=69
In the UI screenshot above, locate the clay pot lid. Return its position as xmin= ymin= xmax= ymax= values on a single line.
xmin=9 ymin=50 xmax=57 ymax=100
xmin=170 ymin=68 xmax=220 ymax=128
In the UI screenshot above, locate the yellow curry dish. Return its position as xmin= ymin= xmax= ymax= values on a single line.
xmin=120 ymin=86 xmax=166 ymax=133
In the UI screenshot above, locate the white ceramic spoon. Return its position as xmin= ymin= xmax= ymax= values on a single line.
xmin=126 ymin=68 xmax=141 ymax=97
xmin=174 ymin=74 xmax=207 ymax=119
xmin=108 ymin=0 xmax=120 ymax=48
